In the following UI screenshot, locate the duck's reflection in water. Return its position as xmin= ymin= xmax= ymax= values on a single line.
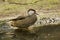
xmin=13 ymin=29 xmax=38 ymax=40
xmin=1 ymin=24 xmax=60 ymax=40
xmin=13 ymin=24 xmax=60 ymax=40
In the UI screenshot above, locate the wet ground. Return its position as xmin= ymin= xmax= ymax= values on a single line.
xmin=0 ymin=22 xmax=60 ymax=40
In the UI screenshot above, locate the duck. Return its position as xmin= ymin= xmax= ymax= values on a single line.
xmin=7 ymin=9 xmax=38 ymax=31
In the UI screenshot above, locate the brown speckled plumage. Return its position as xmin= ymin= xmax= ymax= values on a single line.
xmin=8 ymin=9 xmax=38 ymax=30
xmin=11 ymin=15 xmax=37 ymax=28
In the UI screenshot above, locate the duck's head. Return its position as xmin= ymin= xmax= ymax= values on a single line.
xmin=28 ymin=9 xmax=38 ymax=15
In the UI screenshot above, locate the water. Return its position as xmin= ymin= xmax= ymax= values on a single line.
xmin=0 ymin=21 xmax=60 ymax=40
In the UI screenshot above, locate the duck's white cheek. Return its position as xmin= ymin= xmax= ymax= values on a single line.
xmin=28 ymin=11 xmax=34 ymax=15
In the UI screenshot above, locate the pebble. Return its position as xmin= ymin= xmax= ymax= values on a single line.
xmin=36 ymin=17 xmax=60 ymax=25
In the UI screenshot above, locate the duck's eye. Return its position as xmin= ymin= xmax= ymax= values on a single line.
xmin=11 ymin=24 xmax=13 ymax=26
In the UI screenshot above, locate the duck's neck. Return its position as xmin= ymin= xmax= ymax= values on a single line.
xmin=28 ymin=14 xmax=35 ymax=17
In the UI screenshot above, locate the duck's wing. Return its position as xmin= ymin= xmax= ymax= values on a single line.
xmin=10 ymin=16 xmax=26 ymax=21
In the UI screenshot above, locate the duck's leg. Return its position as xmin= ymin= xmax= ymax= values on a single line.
xmin=18 ymin=28 xmax=35 ymax=33
xmin=22 ymin=28 xmax=35 ymax=33
xmin=19 ymin=28 xmax=29 ymax=31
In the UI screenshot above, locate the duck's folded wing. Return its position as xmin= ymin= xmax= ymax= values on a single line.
xmin=10 ymin=16 xmax=26 ymax=21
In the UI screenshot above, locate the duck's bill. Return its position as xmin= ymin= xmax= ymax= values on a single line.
xmin=35 ymin=13 xmax=39 ymax=15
